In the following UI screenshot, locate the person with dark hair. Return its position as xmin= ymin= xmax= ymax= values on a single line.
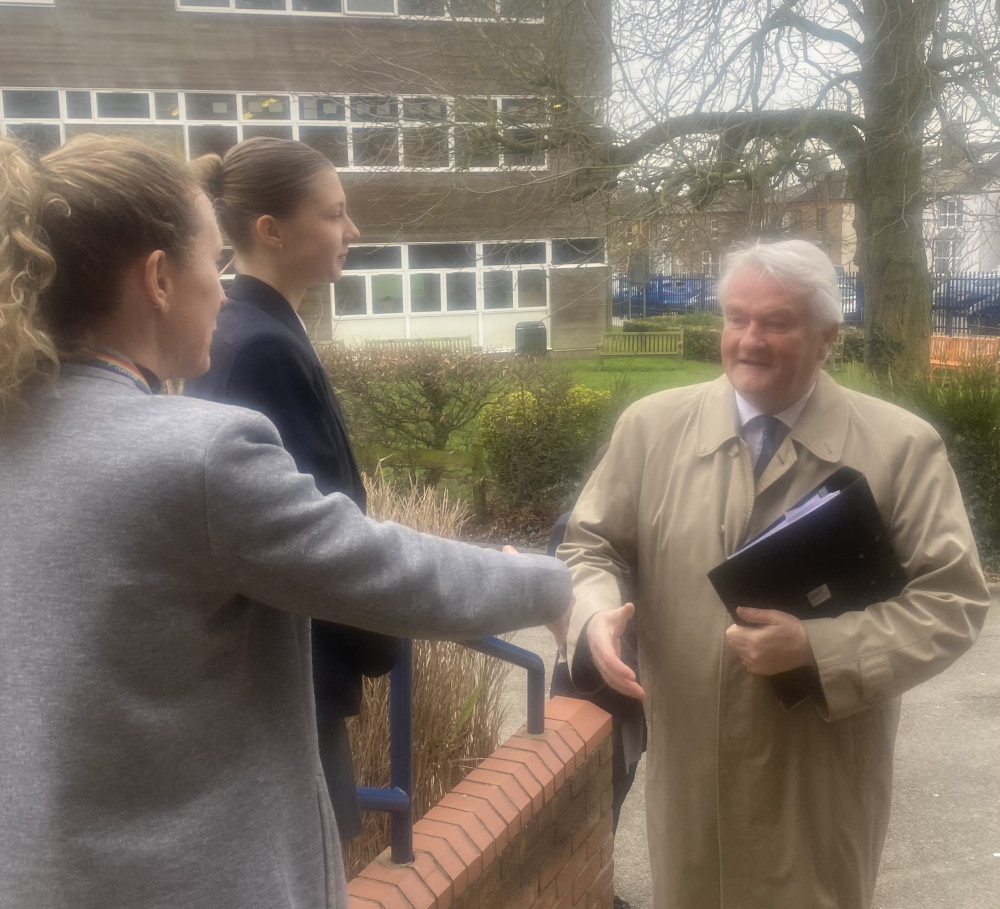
xmin=561 ymin=239 xmax=990 ymax=909
xmin=188 ymin=136 xmax=397 ymax=840
xmin=0 ymin=133 xmax=572 ymax=909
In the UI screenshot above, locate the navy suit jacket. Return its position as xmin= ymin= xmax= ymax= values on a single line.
xmin=188 ymin=274 xmax=399 ymax=705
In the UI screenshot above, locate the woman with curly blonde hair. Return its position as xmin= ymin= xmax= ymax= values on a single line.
xmin=0 ymin=134 xmax=570 ymax=909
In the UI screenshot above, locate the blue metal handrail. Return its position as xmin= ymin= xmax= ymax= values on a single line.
xmin=356 ymin=634 xmax=545 ymax=865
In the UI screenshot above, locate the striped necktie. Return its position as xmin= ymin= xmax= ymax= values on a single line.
xmin=754 ymin=414 xmax=782 ymax=481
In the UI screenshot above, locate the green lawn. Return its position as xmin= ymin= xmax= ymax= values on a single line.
xmin=568 ymin=356 xmax=878 ymax=402
xmin=568 ymin=356 xmax=725 ymax=397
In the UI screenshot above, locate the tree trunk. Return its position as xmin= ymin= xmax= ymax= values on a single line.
xmin=854 ymin=0 xmax=937 ymax=377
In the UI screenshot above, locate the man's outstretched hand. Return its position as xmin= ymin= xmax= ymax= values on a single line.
xmin=586 ymin=602 xmax=645 ymax=700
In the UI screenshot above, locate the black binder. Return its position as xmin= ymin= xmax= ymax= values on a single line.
xmin=708 ymin=466 xmax=907 ymax=707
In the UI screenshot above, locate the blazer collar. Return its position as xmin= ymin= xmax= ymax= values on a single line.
xmin=696 ymin=370 xmax=848 ymax=464
xmin=228 ymin=274 xmax=310 ymax=344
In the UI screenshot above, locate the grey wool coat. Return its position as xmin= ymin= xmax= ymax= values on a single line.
xmin=0 ymin=363 xmax=571 ymax=909
xmin=562 ymin=372 xmax=990 ymax=909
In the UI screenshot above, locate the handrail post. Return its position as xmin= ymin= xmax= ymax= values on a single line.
xmin=462 ymin=636 xmax=546 ymax=735
xmin=388 ymin=639 xmax=413 ymax=864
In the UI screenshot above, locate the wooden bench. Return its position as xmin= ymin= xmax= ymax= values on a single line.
xmin=929 ymin=335 xmax=1000 ymax=375
xmin=363 ymin=336 xmax=474 ymax=352
xmin=599 ymin=330 xmax=683 ymax=368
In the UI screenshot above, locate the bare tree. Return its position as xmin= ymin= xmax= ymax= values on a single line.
xmin=321 ymin=0 xmax=999 ymax=372
xmin=572 ymin=0 xmax=999 ymax=372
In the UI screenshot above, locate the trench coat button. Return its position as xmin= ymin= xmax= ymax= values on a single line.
xmin=729 ymin=443 xmax=739 ymax=457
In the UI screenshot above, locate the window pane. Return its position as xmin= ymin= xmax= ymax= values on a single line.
xmin=235 ymin=0 xmax=284 ymax=8
xmin=409 ymin=243 xmax=475 ymax=268
xmin=186 ymin=93 xmax=238 ymax=120
xmin=242 ymin=124 xmax=294 ymax=140
xmin=484 ymin=241 xmax=545 ymax=266
xmin=65 ymin=91 xmax=92 ymax=119
xmin=448 ymin=0 xmax=493 ymax=16
xmin=334 ymin=275 xmax=367 ymax=316
xmin=500 ymin=97 xmax=545 ymax=122
xmin=181 ymin=0 xmax=230 ymax=6
xmin=455 ymin=97 xmax=494 ymax=123
xmin=155 ymin=92 xmax=180 ymax=120
xmin=402 ymin=97 xmax=448 ymax=121
xmin=3 ymin=90 xmax=59 ymax=118
xmin=446 ymin=273 xmax=477 ymax=311
xmin=353 ymin=128 xmax=399 ymax=166
xmin=552 ymin=237 xmax=604 ymax=265
xmin=504 ymin=127 xmax=544 ymax=166
xmin=96 ymin=93 xmax=151 ymax=119
xmin=399 ymin=0 xmax=444 ymax=12
xmin=498 ymin=0 xmax=542 ymax=17
xmin=4 ymin=123 xmax=60 ymax=155
xmin=344 ymin=245 xmax=402 ymax=270
xmin=455 ymin=125 xmax=499 ymax=167
xmin=372 ymin=274 xmax=403 ymax=314
xmin=410 ymin=274 xmax=442 ymax=312
xmin=299 ymin=126 xmax=349 ymax=166
xmin=188 ymin=124 xmax=239 ymax=157
xmin=300 ymin=96 xmax=345 ymax=121
xmin=402 ymin=127 xmax=450 ymax=167
xmin=242 ymin=94 xmax=290 ymax=120
xmin=350 ymin=96 xmax=398 ymax=122
xmin=63 ymin=124 xmax=185 ymax=156
xmin=517 ymin=269 xmax=546 ymax=307
xmin=345 ymin=0 xmax=394 ymax=9
xmin=484 ymin=271 xmax=513 ymax=309
xmin=293 ymin=0 xmax=342 ymax=9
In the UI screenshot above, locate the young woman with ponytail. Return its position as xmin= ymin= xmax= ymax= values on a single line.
xmin=188 ymin=139 xmax=399 ymax=842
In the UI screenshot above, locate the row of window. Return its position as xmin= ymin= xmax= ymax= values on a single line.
xmin=329 ymin=240 xmax=604 ymax=317
xmin=0 ymin=89 xmax=548 ymax=169
xmin=177 ymin=0 xmax=542 ymax=19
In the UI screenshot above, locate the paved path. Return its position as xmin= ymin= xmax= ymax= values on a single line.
xmin=500 ymin=597 xmax=999 ymax=908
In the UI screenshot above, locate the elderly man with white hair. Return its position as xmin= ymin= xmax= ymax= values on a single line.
xmin=560 ymin=239 xmax=990 ymax=909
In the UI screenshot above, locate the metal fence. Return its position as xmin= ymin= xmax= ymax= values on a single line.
xmin=611 ymin=270 xmax=1000 ymax=337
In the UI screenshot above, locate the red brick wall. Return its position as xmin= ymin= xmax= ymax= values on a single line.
xmin=348 ymin=697 xmax=614 ymax=909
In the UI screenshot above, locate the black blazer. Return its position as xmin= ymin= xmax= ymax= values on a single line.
xmin=188 ymin=275 xmax=399 ymax=705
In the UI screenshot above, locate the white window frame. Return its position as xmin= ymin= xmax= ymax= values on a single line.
xmin=0 ymin=86 xmax=548 ymax=174
xmin=174 ymin=0 xmax=543 ymax=21
xmin=333 ymin=239 xmax=602 ymax=319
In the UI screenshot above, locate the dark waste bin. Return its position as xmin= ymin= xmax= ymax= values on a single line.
xmin=514 ymin=320 xmax=547 ymax=355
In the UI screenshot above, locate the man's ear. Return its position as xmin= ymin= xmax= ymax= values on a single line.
xmin=819 ymin=323 xmax=840 ymax=359
xmin=141 ymin=250 xmax=170 ymax=314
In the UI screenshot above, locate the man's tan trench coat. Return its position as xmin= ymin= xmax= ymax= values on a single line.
xmin=562 ymin=372 xmax=990 ymax=909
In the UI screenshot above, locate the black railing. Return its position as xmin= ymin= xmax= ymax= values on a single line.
xmin=357 ymin=634 xmax=547 ymax=865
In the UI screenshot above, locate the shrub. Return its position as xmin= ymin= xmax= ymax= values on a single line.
xmin=318 ymin=344 xmax=505 ymax=455
xmin=479 ymin=370 xmax=613 ymax=514
xmin=840 ymin=325 xmax=864 ymax=363
xmin=683 ymin=325 xmax=723 ymax=363
xmin=623 ymin=315 xmax=682 ymax=332
xmin=623 ymin=311 xmax=722 ymax=333
xmin=887 ymin=365 xmax=1000 ymax=565
xmin=345 ymin=472 xmax=508 ymax=876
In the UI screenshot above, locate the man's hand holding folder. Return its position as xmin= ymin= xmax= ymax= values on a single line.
xmin=708 ymin=466 xmax=907 ymax=707
xmin=725 ymin=606 xmax=815 ymax=677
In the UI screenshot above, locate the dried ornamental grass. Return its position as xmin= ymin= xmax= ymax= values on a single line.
xmin=344 ymin=470 xmax=510 ymax=876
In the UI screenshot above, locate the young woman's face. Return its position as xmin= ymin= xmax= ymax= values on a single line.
xmin=274 ymin=167 xmax=360 ymax=285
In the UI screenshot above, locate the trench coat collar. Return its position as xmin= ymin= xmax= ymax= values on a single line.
xmin=696 ymin=370 xmax=848 ymax=465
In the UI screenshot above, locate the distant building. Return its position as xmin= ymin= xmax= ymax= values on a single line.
xmin=0 ymin=0 xmax=612 ymax=350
